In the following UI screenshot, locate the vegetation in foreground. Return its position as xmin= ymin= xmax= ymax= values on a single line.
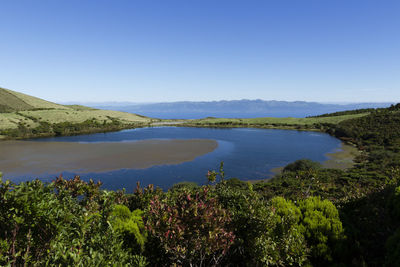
xmin=1 ymin=104 xmax=400 ymax=266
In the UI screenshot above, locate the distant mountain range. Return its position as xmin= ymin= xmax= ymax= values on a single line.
xmin=82 ymin=100 xmax=395 ymax=119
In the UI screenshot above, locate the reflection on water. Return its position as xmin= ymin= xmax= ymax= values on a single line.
xmin=6 ymin=127 xmax=341 ymax=190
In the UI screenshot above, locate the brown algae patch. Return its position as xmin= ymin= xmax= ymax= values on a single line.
xmin=0 ymin=139 xmax=218 ymax=175
xmin=323 ymin=143 xmax=361 ymax=170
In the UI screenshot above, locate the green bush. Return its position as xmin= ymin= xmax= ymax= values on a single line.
xmin=110 ymin=204 xmax=147 ymax=253
xmin=385 ymin=227 xmax=400 ymax=266
xmin=388 ymin=185 xmax=400 ymax=219
xmin=214 ymin=182 xmax=309 ymax=266
xmin=283 ymin=159 xmax=322 ymax=173
xmin=253 ymin=197 xmax=308 ymax=266
xmin=298 ymin=196 xmax=345 ymax=265
xmin=168 ymin=181 xmax=199 ymax=193
xmin=215 ymin=181 xmax=272 ymax=265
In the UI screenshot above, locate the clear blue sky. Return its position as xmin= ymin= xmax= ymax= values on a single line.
xmin=0 ymin=0 xmax=399 ymax=103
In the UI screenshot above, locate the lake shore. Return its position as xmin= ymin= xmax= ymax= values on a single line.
xmin=0 ymin=139 xmax=218 ymax=176
xmin=267 ymin=142 xmax=361 ymax=177
xmin=323 ymin=142 xmax=361 ymax=169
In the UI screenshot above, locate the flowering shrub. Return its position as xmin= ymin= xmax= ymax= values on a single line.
xmin=146 ymin=187 xmax=235 ymax=266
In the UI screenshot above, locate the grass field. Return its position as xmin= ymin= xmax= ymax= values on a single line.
xmin=0 ymin=87 xmax=153 ymax=134
xmin=19 ymin=109 xmax=151 ymax=124
xmin=184 ymin=113 xmax=369 ymax=126
xmin=0 ymin=113 xmax=40 ymax=130
xmin=0 ymin=109 xmax=152 ymax=130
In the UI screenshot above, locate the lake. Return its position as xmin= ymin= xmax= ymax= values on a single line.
xmin=2 ymin=127 xmax=342 ymax=190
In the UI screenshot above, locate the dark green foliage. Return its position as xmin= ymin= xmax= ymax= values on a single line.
xmin=389 ymin=185 xmax=400 ymax=220
xmin=385 ymin=228 xmax=400 ymax=266
xmin=224 ymin=177 xmax=248 ymax=189
xmin=283 ymin=159 xmax=322 ymax=173
xmin=331 ymin=109 xmax=400 ymax=150
xmin=339 ymin=185 xmax=400 ymax=266
xmin=168 ymin=181 xmax=199 ymax=193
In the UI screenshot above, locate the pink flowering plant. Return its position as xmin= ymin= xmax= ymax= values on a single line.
xmin=145 ymin=186 xmax=235 ymax=266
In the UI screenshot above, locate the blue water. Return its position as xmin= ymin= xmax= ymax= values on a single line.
xmin=9 ymin=127 xmax=341 ymax=190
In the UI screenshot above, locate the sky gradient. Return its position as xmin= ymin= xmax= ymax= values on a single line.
xmin=0 ymin=0 xmax=399 ymax=103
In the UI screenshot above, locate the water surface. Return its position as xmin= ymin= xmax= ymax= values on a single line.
xmin=2 ymin=127 xmax=341 ymax=190
xmin=0 ymin=139 xmax=217 ymax=174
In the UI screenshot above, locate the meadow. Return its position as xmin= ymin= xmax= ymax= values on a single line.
xmin=180 ymin=113 xmax=369 ymax=130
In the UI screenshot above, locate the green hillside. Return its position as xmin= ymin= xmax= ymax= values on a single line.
xmin=0 ymin=87 xmax=153 ymax=139
xmin=0 ymin=88 xmax=34 ymax=112
xmin=0 ymin=87 xmax=70 ymax=112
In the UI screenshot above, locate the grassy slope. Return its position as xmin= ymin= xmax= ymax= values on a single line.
xmin=0 ymin=87 xmax=71 ymax=111
xmin=0 ymin=88 xmax=34 ymax=112
xmin=0 ymin=88 xmax=153 ymax=137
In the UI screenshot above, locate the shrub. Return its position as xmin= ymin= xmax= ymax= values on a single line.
xmin=253 ymin=197 xmax=308 ymax=266
xmin=110 ymin=204 xmax=147 ymax=253
xmin=0 ymin=176 xmax=144 ymax=266
xmin=388 ymin=185 xmax=400 ymax=219
xmin=298 ymin=196 xmax=345 ymax=265
xmin=385 ymin=227 xmax=400 ymax=266
xmin=283 ymin=159 xmax=322 ymax=173
xmin=146 ymin=187 xmax=235 ymax=266
xmin=168 ymin=181 xmax=199 ymax=193
xmin=214 ymin=182 xmax=308 ymax=266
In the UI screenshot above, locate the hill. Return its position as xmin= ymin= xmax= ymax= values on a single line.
xmin=0 ymin=87 xmax=153 ymax=139
xmin=0 ymin=87 xmax=69 ymax=112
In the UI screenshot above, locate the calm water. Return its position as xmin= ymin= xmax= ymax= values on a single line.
xmin=8 ymin=127 xmax=341 ymax=190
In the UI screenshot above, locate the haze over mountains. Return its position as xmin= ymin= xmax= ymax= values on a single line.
xmin=81 ymin=100 xmax=394 ymax=119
